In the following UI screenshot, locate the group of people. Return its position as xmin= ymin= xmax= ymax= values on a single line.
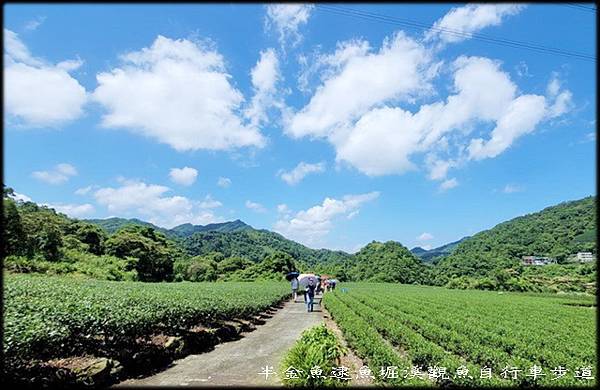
xmin=290 ymin=276 xmax=337 ymax=313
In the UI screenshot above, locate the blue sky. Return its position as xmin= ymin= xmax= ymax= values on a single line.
xmin=4 ymin=4 xmax=596 ymax=252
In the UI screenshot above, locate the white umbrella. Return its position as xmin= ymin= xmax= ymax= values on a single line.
xmin=298 ymin=273 xmax=318 ymax=286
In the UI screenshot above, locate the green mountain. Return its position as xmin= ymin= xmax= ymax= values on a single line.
xmin=180 ymin=228 xmax=353 ymax=267
xmin=168 ymin=219 xmax=252 ymax=238
xmin=86 ymin=218 xmax=251 ymax=238
xmin=348 ymin=241 xmax=425 ymax=283
xmin=411 ymin=236 xmax=469 ymax=263
xmin=432 ymin=196 xmax=596 ymax=282
xmin=85 ymin=217 xmax=167 ymax=235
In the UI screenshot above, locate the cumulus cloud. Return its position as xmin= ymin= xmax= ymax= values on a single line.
xmin=277 ymin=203 xmax=292 ymax=218
xmin=43 ymin=203 xmax=95 ymax=218
xmin=467 ymin=94 xmax=546 ymax=160
xmin=245 ymin=200 xmax=266 ymax=213
xmin=169 ymin=166 xmax=198 ymax=186
xmin=245 ymin=48 xmax=282 ymax=127
xmin=266 ymin=4 xmax=313 ymax=48
xmin=217 ymin=177 xmax=232 ymax=188
xmin=279 ymin=161 xmax=325 ymax=185
xmin=417 ymin=232 xmax=434 ymax=241
xmin=425 ymin=4 xmax=525 ymax=44
xmin=287 ymin=33 xmax=573 ymax=182
xmin=286 ymin=32 xmax=436 ymax=139
xmin=199 ymin=195 xmax=222 ymax=209
xmin=4 ymin=29 xmax=87 ymax=127
xmin=273 ymin=191 xmax=379 ymax=247
xmin=32 ymin=163 xmax=78 ymax=185
xmin=440 ymin=178 xmax=459 ymax=191
xmin=93 ymin=179 xmax=224 ymax=228
xmin=92 ymin=35 xmax=265 ymax=151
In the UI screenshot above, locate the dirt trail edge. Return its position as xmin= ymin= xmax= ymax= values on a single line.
xmin=116 ymin=298 xmax=323 ymax=387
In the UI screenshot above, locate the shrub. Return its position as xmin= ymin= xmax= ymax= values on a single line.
xmin=280 ymin=324 xmax=347 ymax=387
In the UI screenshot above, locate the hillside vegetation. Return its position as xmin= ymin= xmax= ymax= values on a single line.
xmin=429 ymin=196 xmax=596 ymax=291
xmin=3 ymin=185 xmax=596 ymax=293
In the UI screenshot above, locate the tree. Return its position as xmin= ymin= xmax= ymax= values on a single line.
xmin=186 ymin=256 xmax=218 ymax=282
xmin=217 ymin=256 xmax=252 ymax=274
xmin=66 ymin=222 xmax=107 ymax=255
xmin=20 ymin=208 xmax=64 ymax=261
xmin=2 ymin=197 xmax=26 ymax=257
xmin=105 ymin=226 xmax=176 ymax=282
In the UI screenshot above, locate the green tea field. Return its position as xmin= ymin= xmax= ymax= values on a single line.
xmin=324 ymin=283 xmax=596 ymax=387
xmin=3 ymin=273 xmax=290 ymax=386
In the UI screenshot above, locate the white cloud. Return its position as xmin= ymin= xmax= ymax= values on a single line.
xmin=266 ymin=4 xmax=313 ymax=48
xmin=346 ymin=210 xmax=359 ymax=220
xmin=515 ymin=61 xmax=532 ymax=78
xmin=93 ymin=179 xmax=223 ymax=228
xmin=24 ymin=16 xmax=46 ymax=31
xmin=417 ymin=232 xmax=434 ymax=241
xmin=277 ymin=203 xmax=292 ymax=218
xmin=503 ymin=184 xmax=522 ymax=193
xmin=4 ymin=29 xmax=87 ymax=127
xmin=217 ymin=177 xmax=232 ymax=188
xmin=467 ymin=94 xmax=547 ymax=160
xmin=545 ymin=74 xmax=574 ymax=119
xmin=245 ymin=48 xmax=282 ymax=127
xmin=9 ymin=192 xmax=32 ymax=202
xmin=286 ymin=32 xmax=436 ymax=139
xmin=585 ymin=132 xmax=596 ymax=142
xmin=92 ymin=35 xmax=265 ymax=151
xmin=425 ymin=4 xmax=525 ymax=44
xmin=288 ymin=39 xmax=572 ymax=182
xmin=169 ymin=166 xmax=198 ymax=186
xmin=32 ymin=163 xmax=78 ymax=185
xmin=245 ymin=200 xmax=266 ymax=213
xmin=440 ymin=178 xmax=459 ymax=191
xmin=43 ymin=203 xmax=95 ymax=218
xmin=279 ymin=161 xmax=325 ymax=185
xmin=273 ymin=191 xmax=379 ymax=247
xmin=199 ymin=195 xmax=222 ymax=209
xmin=75 ymin=185 xmax=94 ymax=196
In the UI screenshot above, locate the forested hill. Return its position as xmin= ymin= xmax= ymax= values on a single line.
xmin=86 ymin=217 xmax=252 ymax=237
xmin=86 ymin=217 xmax=167 ymax=235
xmin=432 ymin=196 xmax=596 ymax=280
xmin=86 ymin=216 xmax=353 ymax=268
xmin=180 ymin=229 xmax=353 ymax=268
xmin=410 ymin=236 xmax=468 ymax=263
xmin=348 ymin=241 xmax=425 ymax=284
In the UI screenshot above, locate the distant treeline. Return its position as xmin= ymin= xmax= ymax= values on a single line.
xmin=3 ymin=186 xmax=596 ymax=293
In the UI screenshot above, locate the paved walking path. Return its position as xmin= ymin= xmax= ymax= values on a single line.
xmin=116 ymin=297 xmax=323 ymax=387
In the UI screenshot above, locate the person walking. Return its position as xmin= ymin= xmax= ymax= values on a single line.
xmin=306 ymin=279 xmax=316 ymax=312
xmin=290 ymin=276 xmax=299 ymax=301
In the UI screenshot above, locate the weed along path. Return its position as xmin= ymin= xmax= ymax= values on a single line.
xmin=116 ymin=298 xmax=324 ymax=387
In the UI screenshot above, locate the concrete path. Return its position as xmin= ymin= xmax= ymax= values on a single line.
xmin=116 ymin=297 xmax=323 ymax=387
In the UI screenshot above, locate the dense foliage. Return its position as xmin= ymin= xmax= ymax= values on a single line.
xmin=348 ymin=241 xmax=426 ymax=283
xmin=430 ymin=196 xmax=596 ymax=288
xmin=181 ymin=229 xmax=353 ymax=267
xmin=324 ymin=283 xmax=596 ymax=387
xmin=280 ymin=324 xmax=347 ymax=387
xmin=410 ymin=237 xmax=468 ymax=263
xmin=3 ymin=186 xmax=595 ymax=292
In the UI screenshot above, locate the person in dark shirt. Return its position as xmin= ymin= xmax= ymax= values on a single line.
xmin=306 ymin=279 xmax=316 ymax=312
